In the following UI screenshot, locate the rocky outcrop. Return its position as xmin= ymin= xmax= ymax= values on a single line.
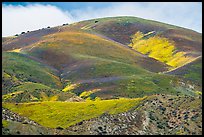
xmin=2 ymin=108 xmax=39 ymax=126
xmin=64 ymin=94 xmax=202 ymax=135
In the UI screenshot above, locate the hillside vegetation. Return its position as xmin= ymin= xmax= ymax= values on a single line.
xmin=2 ymin=52 xmax=61 ymax=90
xmin=166 ymin=57 xmax=202 ymax=86
xmin=70 ymin=16 xmax=201 ymax=70
xmin=128 ymin=31 xmax=194 ymax=68
xmin=2 ymin=16 xmax=202 ymax=135
xmin=3 ymin=97 xmax=146 ymax=128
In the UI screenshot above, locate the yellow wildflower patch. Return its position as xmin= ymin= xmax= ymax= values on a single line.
xmin=79 ymin=88 xmax=101 ymax=98
xmin=3 ymin=96 xmax=146 ymax=129
xmin=62 ymin=83 xmax=78 ymax=92
xmin=129 ymin=31 xmax=196 ymax=68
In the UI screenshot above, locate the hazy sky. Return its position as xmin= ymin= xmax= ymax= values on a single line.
xmin=2 ymin=2 xmax=202 ymax=37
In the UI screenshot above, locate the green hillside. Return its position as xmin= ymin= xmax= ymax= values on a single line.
xmin=166 ymin=57 xmax=202 ymax=86
xmin=2 ymin=29 xmax=198 ymax=100
xmin=2 ymin=16 xmax=202 ymax=135
xmin=66 ymin=16 xmax=201 ymax=69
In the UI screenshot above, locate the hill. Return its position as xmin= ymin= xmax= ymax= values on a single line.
xmin=2 ymin=16 xmax=202 ymax=135
xmin=65 ymin=16 xmax=201 ymax=68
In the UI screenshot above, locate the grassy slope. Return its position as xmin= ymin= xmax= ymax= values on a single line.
xmin=3 ymin=16 xmax=201 ymax=72
xmin=2 ymin=27 xmax=59 ymax=51
xmin=79 ymin=16 xmax=201 ymax=82
xmin=2 ymin=52 xmax=77 ymax=102
xmin=166 ymin=57 xmax=202 ymax=86
xmin=3 ymin=97 xmax=146 ymax=128
xmin=3 ymin=94 xmax=202 ymax=135
xmin=2 ymin=82 xmax=73 ymax=103
xmin=2 ymin=16 xmax=202 ymax=135
xmin=2 ymin=17 xmax=201 ymax=103
xmin=2 ymin=28 xmax=200 ymax=100
xmin=68 ymin=16 xmax=201 ymax=70
xmin=12 ymin=30 xmax=194 ymax=99
xmin=68 ymin=16 xmax=201 ymax=45
xmin=2 ymin=52 xmax=62 ymax=90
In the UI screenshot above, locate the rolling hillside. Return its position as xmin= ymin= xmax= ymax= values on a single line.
xmin=2 ymin=16 xmax=202 ymax=135
xmin=66 ymin=16 xmax=201 ymax=69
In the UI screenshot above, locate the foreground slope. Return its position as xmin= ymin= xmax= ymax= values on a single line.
xmin=2 ymin=94 xmax=202 ymax=135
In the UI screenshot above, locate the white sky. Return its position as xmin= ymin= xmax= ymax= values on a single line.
xmin=2 ymin=2 xmax=202 ymax=37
